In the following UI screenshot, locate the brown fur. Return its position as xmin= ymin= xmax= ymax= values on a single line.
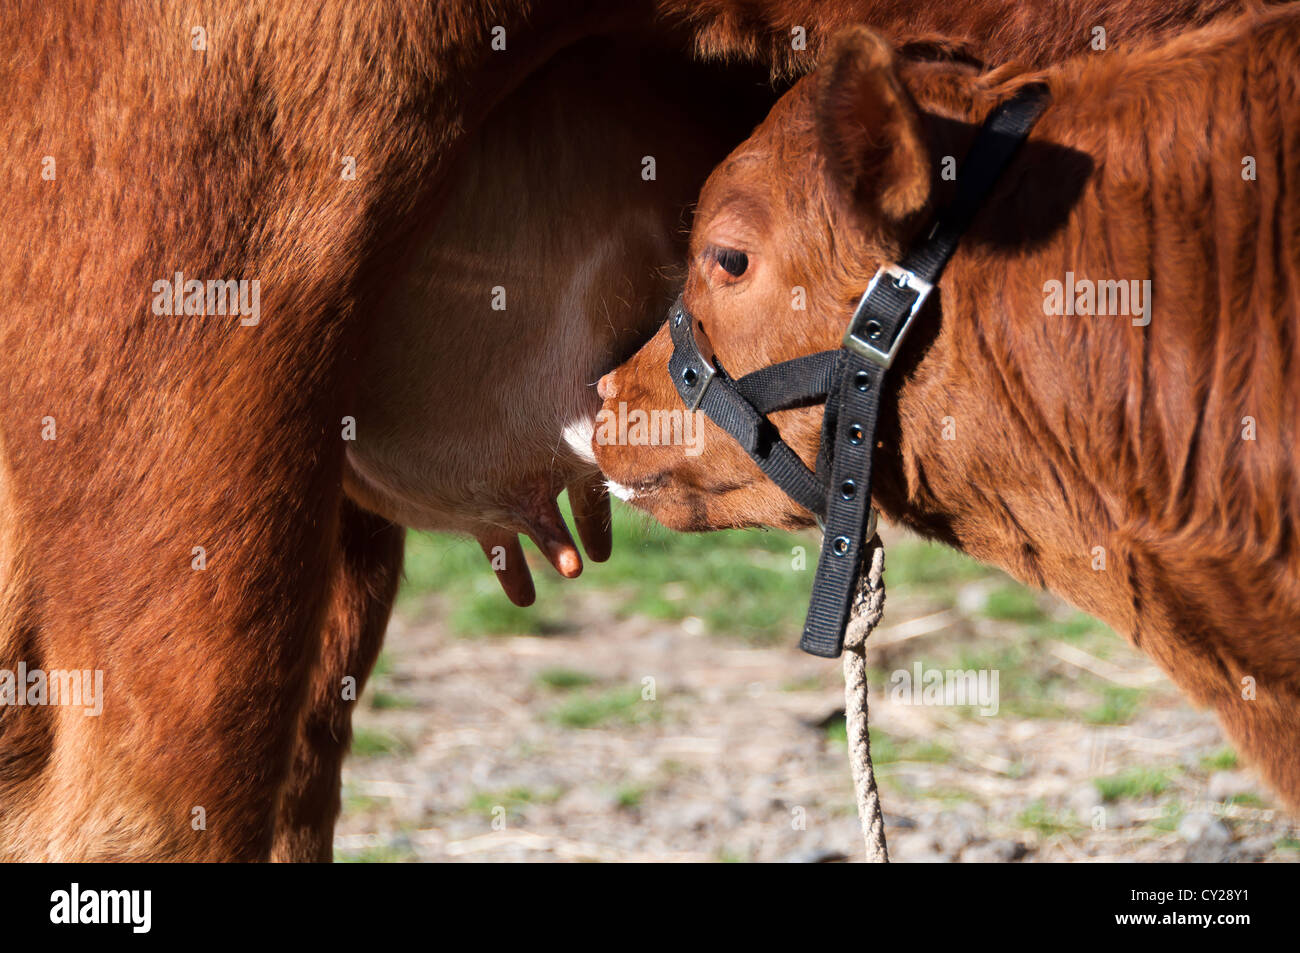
xmin=1 ymin=0 xmax=1278 ymax=860
xmin=596 ymin=8 xmax=1300 ymax=806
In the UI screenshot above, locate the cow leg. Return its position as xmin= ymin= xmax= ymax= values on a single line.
xmin=1213 ymin=690 xmax=1300 ymax=812
xmin=271 ymin=499 xmax=405 ymax=862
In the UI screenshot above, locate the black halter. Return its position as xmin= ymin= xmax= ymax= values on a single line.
xmin=668 ymin=83 xmax=1050 ymax=658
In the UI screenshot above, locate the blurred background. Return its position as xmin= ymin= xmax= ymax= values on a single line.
xmin=334 ymin=499 xmax=1299 ymax=862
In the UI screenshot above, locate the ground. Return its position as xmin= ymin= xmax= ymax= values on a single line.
xmin=334 ymin=502 xmax=1300 ymax=862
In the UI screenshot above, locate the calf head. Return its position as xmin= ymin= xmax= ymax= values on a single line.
xmin=594 ymin=28 xmax=934 ymax=532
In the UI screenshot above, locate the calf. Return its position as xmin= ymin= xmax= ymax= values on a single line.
xmin=594 ymin=8 xmax=1300 ymax=806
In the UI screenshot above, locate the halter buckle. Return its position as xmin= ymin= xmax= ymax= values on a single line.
xmin=669 ymin=303 xmax=719 ymax=411
xmin=843 ymin=263 xmax=933 ymax=368
xmin=679 ymin=357 xmax=716 ymax=411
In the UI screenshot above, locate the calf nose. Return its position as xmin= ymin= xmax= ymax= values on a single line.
xmin=597 ymin=372 xmax=617 ymax=401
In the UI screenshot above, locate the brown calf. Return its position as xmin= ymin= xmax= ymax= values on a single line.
xmin=595 ymin=8 xmax=1300 ymax=807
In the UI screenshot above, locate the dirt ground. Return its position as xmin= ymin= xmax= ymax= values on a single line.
xmin=334 ymin=527 xmax=1299 ymax=863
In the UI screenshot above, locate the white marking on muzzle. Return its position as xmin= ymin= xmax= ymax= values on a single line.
xmin=605 ymin=480 xmax=637 ymax=502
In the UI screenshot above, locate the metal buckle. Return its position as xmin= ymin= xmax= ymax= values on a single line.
xmin=671 ymin=305 xmax=717 ymax=411
xmin=680 ymin=357 xmax=716 ymax=411
xmin=842 ymin=263 xmax=933 ymax=368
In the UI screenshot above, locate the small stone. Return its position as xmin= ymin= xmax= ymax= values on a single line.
xmin=386 ymin=832 xmax=415 ymax=857
xmin=1106 ymin=803 xmax=1135 ymax=829
xmin=1207 ymin=770 xmax=1256 ymax=803
xmin=681 ymin=616 xmax=706 ymax=636
xmin=937 ymin=811 xmax=979 ymax=848
xmin=1178 ymin=811 xmax=1231 ymax=844
xmin=1234 ymin=835 xmax=1276 ymax=861
xmin=1068 ymin=783 xmax=1104 ymax=818
xmin=1178 ymin=812 xmax=1234 ymax=862
xmin=956 ymin=581 xmax=994 ymax=615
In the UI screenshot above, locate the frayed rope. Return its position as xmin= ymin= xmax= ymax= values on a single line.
xmin=843 ymin=534 xmax=889 ymax=862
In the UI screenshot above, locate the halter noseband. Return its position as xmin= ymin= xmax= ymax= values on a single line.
xmin=668 ymin=83 xmax=1050 ymax=658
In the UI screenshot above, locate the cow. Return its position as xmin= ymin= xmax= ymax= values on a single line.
xmin=592 ymin=6 xmax=1300 ymax=809
xmin=0 ymin=0 xmax=1279 ymax=861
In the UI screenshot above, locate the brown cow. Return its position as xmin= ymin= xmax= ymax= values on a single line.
xmin=594 ymin=7 xmax=1300 ymax=807
xmin=0 ymin=0 xmax=1277 ymax=861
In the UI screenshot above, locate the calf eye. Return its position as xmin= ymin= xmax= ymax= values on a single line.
xmin=715 ymin=248 xmax=749 ymax=278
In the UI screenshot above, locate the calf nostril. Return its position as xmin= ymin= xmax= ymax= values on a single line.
xmin=597 ymin=373 xmax=617 ymax=401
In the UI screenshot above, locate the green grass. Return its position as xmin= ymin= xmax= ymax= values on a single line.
xmin=1200 ymin=747 xmax=1239 ymax=772
xmin=371 ymin=651 xmax=395 ymax=679
xmin=614 ymin=784 xmax=647 ymax=809
xmin=397 ymin=497 xmax=1133 ymax=736
xmin=1094 ymin=767 xmax=1171 ymax=802
xmin=952 ymin=645 xmax=1070 ymax=720
xmin=341 ymin=793 xmax=386 ymax=814
xmin=400 ymin=497 xmax=818 ymax=644
xmin=825 ymin=715 xmax=848 ymax=746
xmin=368 ymin=690 xmax=415 ymax=711
xmin=350 ymin=727 xmax=409 ymax=758
xmin=982 ymin=584 xmax=1048 ymax=623
xmin=534 ymin=667 xmax=598 ymax=691
xmin=465 ymin=786 xmax=561 ymax=815
xmin=824 ymin=722 xmax=951 ymax=766
xmin=450 ymin=596 xmax=557 ymax=637
xmin=395 ymin=497 xmax=1109 ymax=657
xmin=1056 ymin=611 xmax=1113 ymax=644
xmin=1151 ymin=801 xmax=1184 ymax=833
xmin=1223 ymin=792 xmax=1265 ymax=808
xmin=907 ymin=740 xmax=955 ymax=763
xmin=1084 ymin=686 xmax=1144 ymax=725
xmin=335 ymin=844 xmax=417 ymax=863
xmin=884 ymin=537 xmax=997 ymax=589
xmin=1017 ymin=799 xmax=1081 ymax=836
xmin=549 ymin=686 xmax=654 ymax=729
xmin=781 ymin=674 xmax=824 ymax=692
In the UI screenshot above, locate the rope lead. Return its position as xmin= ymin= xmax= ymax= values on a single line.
xmin=843 ymin=535 xmax=889 ymax=862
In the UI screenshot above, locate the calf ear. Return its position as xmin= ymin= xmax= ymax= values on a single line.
xmin=815 ymin=27 xmax=931 ymax=224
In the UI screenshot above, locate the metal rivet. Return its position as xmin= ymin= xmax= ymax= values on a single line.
xmin=832 ymin=535 xmax=851 ymax=555
xmin=854 ymin=371 xmax=871 ymax=392
xmin=848 ymin=424 xmax=865 ymax=445
xmin=681 ymin=367 xmax=698 ymax=387
xmin=840 ymin=480 xmax=857 ymax=500
xmin=673 ymin=310 xmax=683 ymax=326
xmin=865 ymin=320 xmax=883 ymax=340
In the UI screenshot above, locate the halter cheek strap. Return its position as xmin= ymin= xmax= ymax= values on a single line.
xmin=669 ymin=83 xmax=1050 ymax=658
